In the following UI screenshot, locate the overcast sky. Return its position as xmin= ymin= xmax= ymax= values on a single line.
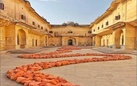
xmin=28 ymin=0 xmax=112 ymax=24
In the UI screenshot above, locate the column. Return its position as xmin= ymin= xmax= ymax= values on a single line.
xmin=95 ymin=35 xmax=101 ymax=47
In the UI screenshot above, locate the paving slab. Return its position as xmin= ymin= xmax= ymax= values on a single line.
xmin=0 ymin=47 xmax=136 ymax=86
xmin=92 ymin=47 xmax=137 ymax=55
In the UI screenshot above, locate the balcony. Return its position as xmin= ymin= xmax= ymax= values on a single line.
xmin=54 ymin=33 xmax=96 ymax=37
xmin=56 ymin=33 xmax=81 ymax=37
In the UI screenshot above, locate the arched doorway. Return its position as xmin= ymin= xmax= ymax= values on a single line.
xmin=17 ymin=29 xmax=26 ymax=48
xmin=115 ymin=30 xmax=124 ymax=49
xmin=121 ymin=35 xmax=124 ymax=45
xmin=68 ymin=39 xmax=73 ymax=45
xmin=35 ymin=39 xmax=37 ymax=46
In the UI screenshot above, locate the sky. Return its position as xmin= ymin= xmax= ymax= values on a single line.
xmin=28 ymin=0 xmax=112 ymax=24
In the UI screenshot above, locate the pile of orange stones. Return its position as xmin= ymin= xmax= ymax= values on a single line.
xmin=7 ymin=46 xmax=132 ymax=86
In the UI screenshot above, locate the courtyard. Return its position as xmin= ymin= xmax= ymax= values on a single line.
xmin=0 ymin=46 xmax=136 ymax=86
xmin=0 ymin=0 xmax=137 ymax=85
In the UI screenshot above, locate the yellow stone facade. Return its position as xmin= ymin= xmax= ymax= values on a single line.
xmin=0 ymin=0 xmax=137 ymax=50
xmin=0 ymin=0 xmax=50 ymax=50
xmin=90 ymin=0 xmax=137 ymax=50
xmin=49 ymin=23 xmax=92 ymax=46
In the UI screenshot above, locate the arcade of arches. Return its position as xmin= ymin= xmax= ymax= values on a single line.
xmin=0 ymin=22 xmax=136 ymax=50
xmin=94 ymin=27 xmax=137 ymax=50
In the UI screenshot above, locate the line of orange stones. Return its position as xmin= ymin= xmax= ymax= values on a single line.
xmin=7 ymin=46 xmax=132 ymax=86
xmin=18 ymin=46 xmax=81 ymax=59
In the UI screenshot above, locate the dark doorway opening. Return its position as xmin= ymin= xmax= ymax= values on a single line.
xmin=122 ymin=35 xmax=124 ymax=45
xmin=32 ymin=39 xmax=34 ymax=46
xmin=35 ymin=39 xmax=37 ymax=46
xmin=68 ymin=39 xmax=73 ymax=45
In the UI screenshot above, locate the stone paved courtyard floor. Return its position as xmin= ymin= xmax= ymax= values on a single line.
xmin=0 ymin=46 xmax=136 ymax=86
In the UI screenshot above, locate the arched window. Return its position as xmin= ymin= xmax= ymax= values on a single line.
xmin=45 ymin=29 xmax=48 ymax=32
xmin=102 ymin=25 xmax=103 ymax=28
xmin=106 ymin=21 xmax=109 ymax=26
xmin=68 ymin=30 xmax=73 ymax=33
xmin=41 ymin=26 xmax=43 ymax=30
xmin=35 ymin=39 xmax=37 ymax=46
xmin=98 ymin=27 xmax=100 ymax=30
xmin=88 ymin=31 xmax=92 ymax=34
xmin=122 ymin=35 xmax=124 ymax=45
xmin=0 ymin=3 xmax=4 ymax=10
xmin=49 ymin=31 xmax=53 ymax=33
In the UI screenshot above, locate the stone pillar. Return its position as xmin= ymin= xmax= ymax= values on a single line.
xmin=0 ymin=26 xmax=5 ymax=50
xmin=95 ymin=35 xmax=101 ymax=47
xmin=75 ymin=37 xmax=78 ymax=46
xmin=125 ymin=23 xmax=136 ymax=49
xmin=47 ymin=36 xmax=49 ymax=46
xmin=61 ymin=37 xmax=65 ymax=46
xmin=92 ymin=37 xmax=95 ymax=46
xmin=5 ymin=24 xmax=16 ymax=50
xmin=112 ymin=31 xmax=116 ymax=48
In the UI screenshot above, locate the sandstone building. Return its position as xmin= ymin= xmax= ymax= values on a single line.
xmin=0 ymin=0 xmax=51 ymax=50
xmin=90 ymin=0 xmax=137 ymax=50
xmin=50 ymin=22 xmax=92 ymax=46
xmin=0 ymin=0 xmax=137 ymax=50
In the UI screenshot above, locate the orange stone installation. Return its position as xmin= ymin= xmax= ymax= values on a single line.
xmin=7 ymin=46 xmax=132 ymax=86
xmin=0 ymin=0 xmax=136 ymax=86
